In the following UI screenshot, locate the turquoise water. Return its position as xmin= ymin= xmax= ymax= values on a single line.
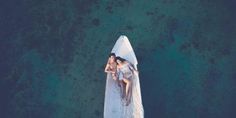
xmin=0 ymin=0 xmax=236 ymax=118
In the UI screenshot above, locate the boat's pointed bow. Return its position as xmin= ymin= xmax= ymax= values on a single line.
xmin=111 ymin=35 xmax=138 ymax=68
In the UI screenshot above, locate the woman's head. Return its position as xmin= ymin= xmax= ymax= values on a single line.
xmin=109 ymin=53 xmax=116 ymax=62
xmin=116 ymin=56 xmax=126 ymax=65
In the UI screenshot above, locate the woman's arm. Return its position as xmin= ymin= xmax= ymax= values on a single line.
xmin=104 ymin=59 xmax=110 ymax=73
xmin=104 ymin=64 xmax=111 ymax=73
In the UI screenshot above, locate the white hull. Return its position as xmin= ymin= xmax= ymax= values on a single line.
xmin=104 ymin=35 xmax=144 ymax=118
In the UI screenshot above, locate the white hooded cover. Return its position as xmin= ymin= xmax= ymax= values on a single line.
xmin=104 ymin=35 xmax=144 ymax=118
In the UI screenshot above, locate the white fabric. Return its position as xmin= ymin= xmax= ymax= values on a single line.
xmin=104 ymin=35 xmax=144 ymax=118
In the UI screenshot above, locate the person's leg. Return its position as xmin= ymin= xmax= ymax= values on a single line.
xmin=123 ymin=78 xmax=131 ymax=103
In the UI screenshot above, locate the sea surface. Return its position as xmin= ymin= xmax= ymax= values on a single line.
xmin=0 ymin=0 xmax=236 ymax=118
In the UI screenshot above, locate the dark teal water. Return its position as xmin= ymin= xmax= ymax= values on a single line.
xmin=1 ymin=0 xmax=236 ymax=118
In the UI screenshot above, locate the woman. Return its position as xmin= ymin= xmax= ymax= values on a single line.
xmin=104 ymin=53 xmax=118 ymax=81
xmin=116 ymin=56 xmax=138 ymax=106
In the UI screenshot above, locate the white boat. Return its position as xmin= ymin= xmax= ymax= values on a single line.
xmin=104 ymin=35 xmax=144 ymax=118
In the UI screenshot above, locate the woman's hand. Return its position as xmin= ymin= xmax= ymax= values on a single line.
xmin=105 ymin=70 xmax=112 ymax=73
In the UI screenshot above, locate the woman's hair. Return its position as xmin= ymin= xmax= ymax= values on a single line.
xmin=116 ymin=56 xmax=126 ymax=62
xmin=109 ymin=53 xmax=116 ymax=57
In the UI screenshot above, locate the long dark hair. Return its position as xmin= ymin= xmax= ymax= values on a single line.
xmin=116 ymin=56 xmax=126 ymax=63
xmin=109 ymin=53 xmax=116 ymax=57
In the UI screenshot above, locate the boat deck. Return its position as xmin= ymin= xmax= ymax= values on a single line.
xmin=104 ymin=73 xmax=144 ymax=118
